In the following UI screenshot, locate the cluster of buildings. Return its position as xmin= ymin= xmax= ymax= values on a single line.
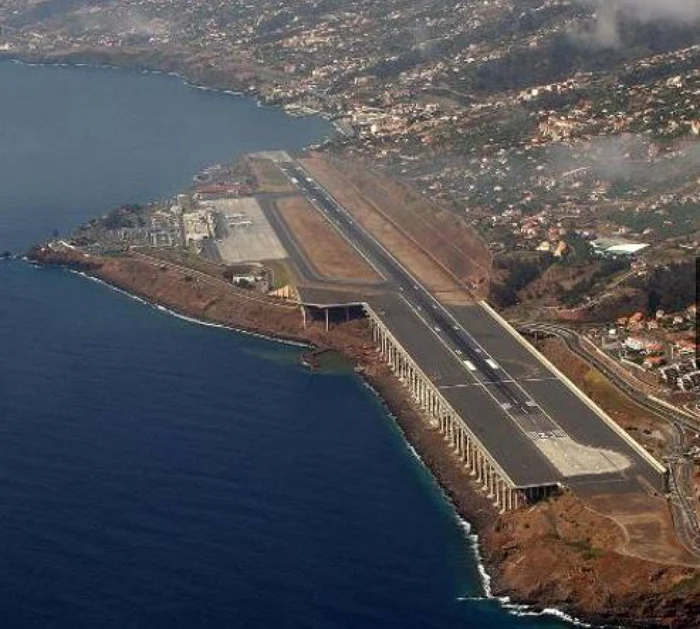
xmin=182 ymin=207 xmax=215 ymax=251
xmin=595 ymin=306 xmax=698 ymax=391
xmin=660 ymin=359 xmax=700 ymax=393
xmin=3 ymin=0 xmax=698 ymax=314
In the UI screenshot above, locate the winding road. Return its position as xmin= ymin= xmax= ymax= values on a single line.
xmin=518 ymin=321 xmax=700 ymax=558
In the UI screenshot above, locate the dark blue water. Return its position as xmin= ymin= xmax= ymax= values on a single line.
xmin=0 ymin=62 xmax=572 ymax=628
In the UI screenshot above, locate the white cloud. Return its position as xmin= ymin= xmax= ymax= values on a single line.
xmin=574 ymin=0 xmax=700 ymax=48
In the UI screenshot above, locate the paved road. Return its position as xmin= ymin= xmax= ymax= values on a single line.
xmin=519 ymin=322 xmax=700 ymax=557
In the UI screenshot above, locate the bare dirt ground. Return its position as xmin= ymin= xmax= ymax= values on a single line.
xmin=299 ymin=154 xmax=476 ymax=305
xmin=302 ymin=153 xmax=491 ymax=290
xmin=586 ymin=492 xmax=699 ymax=566
xmin=274 ymin=196 xmax=381 ymax=282
xmin=486 ymin=490 xmax=700 ymax=627
xmin=531 ymin=337 xmax=700 ymax=567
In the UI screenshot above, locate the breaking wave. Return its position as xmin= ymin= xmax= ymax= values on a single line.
xmin=67 ymin=269 xmax=308 ymax=347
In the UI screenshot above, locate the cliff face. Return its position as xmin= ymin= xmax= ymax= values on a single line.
xmin=483 ymin=495 xmax=700 ymax=628
xmin=29 ymin=246 xmax=700 ymax=628
xmin=28 ymin=245 xmax=376 ymax=355
xmin=28 ymin=244 xmax=103 ymax=271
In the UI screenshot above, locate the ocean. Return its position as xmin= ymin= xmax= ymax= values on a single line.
xmin=0 ymin=61 xmax=574 ymax=628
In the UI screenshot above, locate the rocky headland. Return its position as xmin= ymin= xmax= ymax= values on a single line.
xmin=27 ymin=243 xmax=700 ymax=628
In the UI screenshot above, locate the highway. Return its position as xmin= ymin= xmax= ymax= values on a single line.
xmin=278 ymin=161 xmax=540 ymax=417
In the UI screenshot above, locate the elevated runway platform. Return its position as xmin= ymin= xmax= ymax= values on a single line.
xmin=259 ymin=154 xmax=667 ymax=507
xmin=369 ymin=294 xmax=665 ymax=495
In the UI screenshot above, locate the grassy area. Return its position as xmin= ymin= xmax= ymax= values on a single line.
xmin=140 ymin=247 xmax=226 ymax=279
xmin=583 ymin=368 xmax=646 ymax=419
xmin=670 ymin=572 xmax=700 ymax=594
xmin=248 ymin=158 xmax=294 ymax=193
xmin=263 ymin=259 xmax=294 ymax=290
xmin=566 ymin=539 xmax=606 ymax=560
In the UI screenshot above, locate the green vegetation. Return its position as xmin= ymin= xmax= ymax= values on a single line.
xmin=558 ymin=258 xmax=628 ymax=307
xmin=633 ymin=260 xmax=696 ymax=313
xmin=264 ymin=259 xmax=293 ymax=290
xmin=100 ymin=204 xmax=148 ymax=230
xmin=671 ymin=572 xmax=700 ymax=594
xmin=490 ymin=252 xmax=553 ymax=307
xmin=606 ymin=203 xmax=700 ymax=240
xmin=565 ymin=539 xmax=606 ymax=560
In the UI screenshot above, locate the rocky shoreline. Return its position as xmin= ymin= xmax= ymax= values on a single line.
xmin=0 ymin=48 xmax=300 ymax=118
xmin=27 ymin=244 xmax=700 ymax=628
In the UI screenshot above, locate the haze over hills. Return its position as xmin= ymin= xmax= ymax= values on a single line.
xmin=1 ymin=0 xmax=699 ymax=312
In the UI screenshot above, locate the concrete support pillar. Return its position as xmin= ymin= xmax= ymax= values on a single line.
xmin=494 ymin=480 xmax=502 ymax=509
xmin=369 ymin=311 xmax=525 ymax=513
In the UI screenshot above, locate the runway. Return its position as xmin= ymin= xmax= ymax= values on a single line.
xmin=276 ymin=159 xmax=666 ymax=493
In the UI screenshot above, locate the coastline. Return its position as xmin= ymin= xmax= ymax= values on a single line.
xmin=0 ymin=51 xmax=323 ymax=120
xmin=27 ymin=245 xmax=700 ymax=629
xmin=6 ymin=37 xmax=700 ymax=629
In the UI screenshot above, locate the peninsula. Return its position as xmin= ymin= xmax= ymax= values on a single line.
xmin=30 ymin=151 xmax=700 ymax=628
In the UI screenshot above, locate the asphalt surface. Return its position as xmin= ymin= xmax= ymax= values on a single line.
xmin=278 ymin=162 xmax=536 ymax=412
xmin=259 ymin=195 xmax=386 ymax=290
xmin=520 ymin=322 xmax=700 ymax=553
xmin=277 ymin=160 xmax=666 ymax=492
